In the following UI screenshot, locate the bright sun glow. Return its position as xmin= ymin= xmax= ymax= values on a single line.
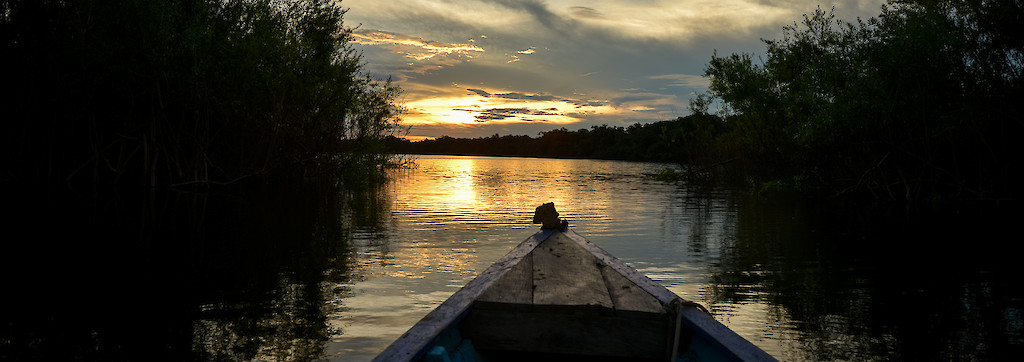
xmin=404 ymin=96 xmax=483 ymax=125
xmin=402 ymin=89 xmax=614 ymax=126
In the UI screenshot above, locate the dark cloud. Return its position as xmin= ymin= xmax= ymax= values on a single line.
xmin=610 ymin=93 xmax=668 ymax=107
xmin=569 ymin=6 xmax=604 ymax=19
xmin=472 ymin=107 xmax=566 ymax=122
xmin=474 ymin=108 xmax=531 ymax=122
xmin=467 ymin=89 xmax=491 ymax=97
xmin=490 ymin=92 xmax=560 ymax=102
xmin=486 ymin=0 xmax=576 ymax=34
xmin=465 ymin=88 xmax=607 ymax=108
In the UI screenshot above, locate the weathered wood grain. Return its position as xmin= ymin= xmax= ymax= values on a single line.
xmin=374 ymin=227 xmax=778 ymax=362
xmin=371 ymin=229 xmax=553 ymax=362
xmin=531 ymin=232 xmax=613 ymax=308
xmin=599 ymin=262 xmax=665 ymax=313
xmin=477 ymin=249 xmax=532 ymax=304
xmin=562 ymin=229 xmax=680 ymax=306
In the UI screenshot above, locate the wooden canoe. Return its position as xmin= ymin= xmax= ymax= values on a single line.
xmin=373 ymin=228 xmax=777 ymax=362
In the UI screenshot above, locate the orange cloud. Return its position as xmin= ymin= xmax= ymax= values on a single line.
xmin=402 ymin=87 xmax=613 ymax=126
xmin=352 ymin=30 xmax=484 ymax=61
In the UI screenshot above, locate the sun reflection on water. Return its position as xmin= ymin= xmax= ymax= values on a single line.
xmin=319 ymin=155 xmax=1023 ymax=362
xmin=325 ymin=155 xmax=694 ymax=360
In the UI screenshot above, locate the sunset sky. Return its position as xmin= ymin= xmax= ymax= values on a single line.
xmin=343 ymin=0 xmax=886 ymax=140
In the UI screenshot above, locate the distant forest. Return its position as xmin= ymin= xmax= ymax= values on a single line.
xmin=395 ymin=1 xmax=1023 ymax=209
xmin=386 ymin=119 xmax=708 ymax=164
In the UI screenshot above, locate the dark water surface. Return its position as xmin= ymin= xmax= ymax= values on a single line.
xmin=3 ymin=155 xmax=1021 ymax=361
xmin=329 ymin=156 xmax=1023 ymax=361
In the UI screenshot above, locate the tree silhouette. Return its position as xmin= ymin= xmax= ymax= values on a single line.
xmin=2 ymin=0 xmax=402 ymax=188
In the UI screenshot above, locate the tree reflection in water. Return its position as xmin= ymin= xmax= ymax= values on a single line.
xmin=699 ymin=191 xmax=1022 ymax=361
xmin=9 ymin=157 xmax=1018 ymax=361
xmin=3 ymin=180 xmax=389 ymax=361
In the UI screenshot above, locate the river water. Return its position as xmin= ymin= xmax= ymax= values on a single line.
xmin=323 ymin=155 xmax=1022 ymax=361
xmin=3 ymin=155 xmax=1020 ymax=361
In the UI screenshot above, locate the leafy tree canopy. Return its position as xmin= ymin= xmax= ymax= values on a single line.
xmin=693 ymin=0 xmax=1022 ymax=206
xmin=2 ymin=0 xmax=403 ymax=188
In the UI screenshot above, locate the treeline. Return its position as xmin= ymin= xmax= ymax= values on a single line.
xmin=2 ymin=0 xmax=402 ymax=189
xmin=387 ymin=120 xmax=713 ymax=164
xmin=691 ymin=2 xmax=1022 ymax=206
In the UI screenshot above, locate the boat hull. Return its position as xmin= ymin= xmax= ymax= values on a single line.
xmin=372 ymin=229 xmax=775 ymax=362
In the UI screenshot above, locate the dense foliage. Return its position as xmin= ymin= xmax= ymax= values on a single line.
xmin=3 ymin=2 xmax=401 ymax=358
xmin=2 ymin=0 xmax=402 ymax=188
xmin=391 ymin=123 xmax=660 ymax=161
xmin=387 ymin=116 xmax=726 ymax=169
xmin=693 ymin=1 xmax=1022 ymax=205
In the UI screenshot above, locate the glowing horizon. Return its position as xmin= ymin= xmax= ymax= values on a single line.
xmin=401 ymin=87 xmax=615 ymax=128
xmin=345 ymin=0 xmax=888 ymax=140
